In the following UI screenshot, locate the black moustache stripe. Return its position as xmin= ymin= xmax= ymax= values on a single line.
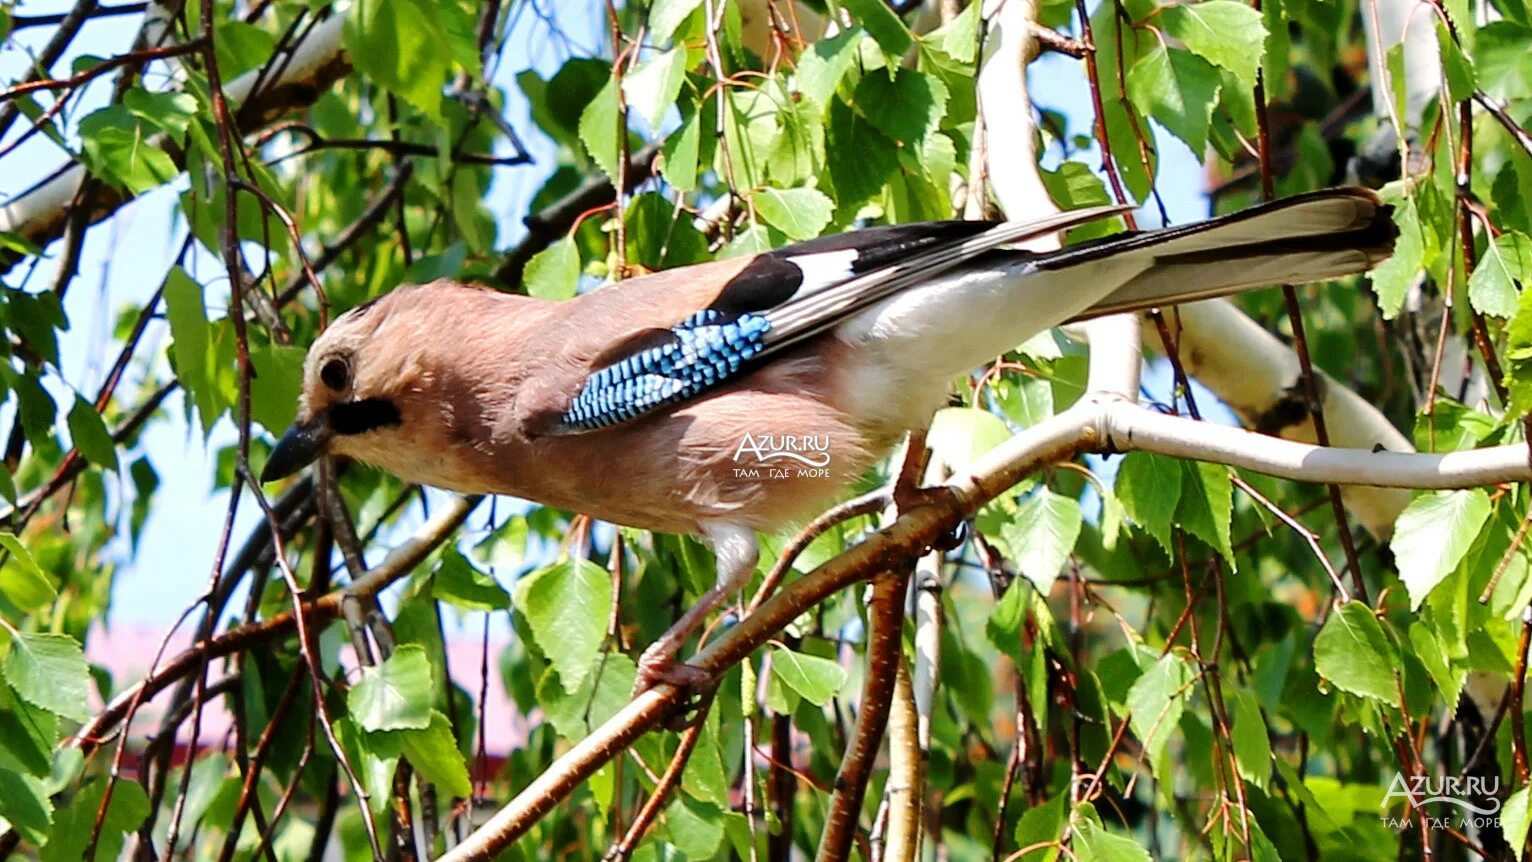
xmin=331 ymin=398 xmax=402 ymax=435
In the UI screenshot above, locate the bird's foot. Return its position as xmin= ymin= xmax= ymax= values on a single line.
xmin=892 ymin=485 xmax=967 ymax=550
xmin=892 ymin=482 xmax=956 ymax=514
xmin=634 ymin=642 xmax=713 ymax=693
xmin=635 ymin=642 xmax=715 ymax=730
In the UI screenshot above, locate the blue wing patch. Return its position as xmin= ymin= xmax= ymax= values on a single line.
xmin=557 ymin=309 xmax=772 ymax=432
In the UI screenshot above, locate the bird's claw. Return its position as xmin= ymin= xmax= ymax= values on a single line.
xmin=892 ymin=485 xmax=967 ymax=550
xmin=634 ymin=644 xmax=712 ymax=695
xmin=634 ymin=644 xmax=715 ymax=730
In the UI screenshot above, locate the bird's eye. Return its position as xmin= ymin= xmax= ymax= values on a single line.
xmin=319 ymin=357 xmax=350 ymax=391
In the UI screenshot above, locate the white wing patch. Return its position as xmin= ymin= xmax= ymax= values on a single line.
xmin=785 ymin=249 xmax=859 ymax=299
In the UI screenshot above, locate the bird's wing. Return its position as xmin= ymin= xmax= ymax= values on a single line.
xmin=543 ymin=205 xmax=1129 ymax=434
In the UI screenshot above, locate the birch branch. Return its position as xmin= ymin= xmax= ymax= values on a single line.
xmin=1147 ymin=302 xmax=1416 ymax=538
xmin=0 ymin=6 xmax=353 ymax=265
xmin=437 ymin=398 xmax=1532 ymax=860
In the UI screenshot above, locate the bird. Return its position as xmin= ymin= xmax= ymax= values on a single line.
xmin=261 ymin=187 xmax=1396 ymax=690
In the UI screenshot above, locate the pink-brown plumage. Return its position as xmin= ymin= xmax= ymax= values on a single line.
xmin=310 ymin=278 xmax=889 ymax=536
xmin=268 ymin=190 xmax=1396 ymax=688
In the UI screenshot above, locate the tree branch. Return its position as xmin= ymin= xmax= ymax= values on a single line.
xmin=0 ymin=8 xmax=353 ymax=272
xmin=437 ymin=387 xmax=1532 ymax=859
xmin=817 ymin=570 xmax=911 ymax=860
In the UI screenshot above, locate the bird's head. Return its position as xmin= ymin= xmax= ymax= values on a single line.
xmin=260 ymin=293 xmax=417 ymax=483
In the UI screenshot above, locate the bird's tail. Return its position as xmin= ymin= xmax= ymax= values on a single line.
xmin=1063 ymin=187 xmax=1396 ymax=321
xmin=842 ymin=188 xmax=1396 ymax=430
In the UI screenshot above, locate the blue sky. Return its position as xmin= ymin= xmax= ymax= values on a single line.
xmin=1 ymin=2 xmax=1211 ymax=627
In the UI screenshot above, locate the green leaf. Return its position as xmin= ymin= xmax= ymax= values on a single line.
xmin=4 ymin=633 xmax=90 ymax=721
xmin=513 ymin=559 xmax=611 ymax=695
xmin=842 ymin=0 xmax=914 ymax=58
xmin=1126 ymin=653 xmax=1195 ymax=767
xmin=769 ymin=646 xmax=847 ymax=706
xmin=1074 ymin=808 xmax=1153 ymax=862
xmin=665 ymin=796 xmax=725 ymax=859
xmin=0 ymin=231 xmax=42 ymax=257
xmin=1478 ymin=21 xmax=1532 ymax=101
xmin=214 ymin=19 xmax=279 ymax=79
xmin=0 ymin=769 xmax=50 ymax=846
xmin=1014 ymin=793 xmax=1065 ymax=853
xmin=579 ymin=75 xmax=623 ymax=184
xmin=649 ymin=0 xmax=704 ymax=43
xmin=347 ymin=644 xmax=434 ymax=732
xmin=335 ymin=719 xmax=400 ymax=817
xmin=752 ymin=187 xmax=835 ymax=240
xmin=398 ymin=710 xmax=471 ymax=798
xmin=0 ymin=533 xmax=56 ymax=612
xmin=122 ymin=89 xmax=197 ymax=140
xmin=0 ymin=689 xmax=57 ymax=778
xmin=1000 ymin=488 xmax=1082 ymax=595
xmin=1409 ymin=621 xmax=1466 ymax=706
xmin=523 ymin=236 xmax=581 ymax=300
xmin=721 ymin=224 xmax=772 ymax=258
xmin=1126 ymin=45 xmax=1221 ymax=154
xmin=1102 ymin=98 xmax=1155 ymax=202
xmin=344 ymin=0 xmax=452 ymax=118
xmin=1501 ymin=786 xmax=1531 ymax=861
xmin=681 ymin=711 xmax=731 ymax=804
xmin=721 ymin=88 xmax=779 ymax=191
xmin=1230 ymin=690 xmax=1272 ymax=789
xmin=173 ymin=754 xmax=228 ymax=836
xmin=1371 ymin=194 xmax=1425 ymax=319
xmin=1039 ymin=162 xmax=1116 ymax=238
xmin=432 ymin=548 xmax=510 ymax=611
xmin=934 ymin=0 xmax=980 ymax=63
xmin=826 ymin=98 xmax=898 ymax=209
xmin=248 ymin=343 xmax=306 ymax=434
xmin=1115 ymin=451 xmax=1182 ymax=556
xmin=66 ymin=396 xmax=117 ymax=470
xmin=623 ymin=46 xmax=688 ymax=128
xmin=853 ymin=69 xmax=949 ymax=144
xmin=1161 ymin=1 xmax=1267 ymax=87
xmin=39 ymin=778 xmax=147 ymax=862
xmin=451 ymin=170 xmax=489 ymax=250
xmin=1392 ymin=489 xmax=1492 ymax=609
xmin=8 ymin=370 xmax=57 ymax=449
xmin=796 ymin=29 xmax=863 ymax=106
xmin=1413 ymin=398 xmax=1497 ymax=451
xmin=164 ymin=267 xmax=212 ymax=422
xmin=1437 ymin=21 xmax=1477 ymax=102
xmin=539 ymin=653 xmax=638 ymax=740
xmin=1469 ymin=230 xmax=1532 ymax=318
xmin=77 ymin=106 xmax=177 ymax=194
xmin=4 ymin=289 xmax=65 ymax=368
xmin=927 ymin=407 xmax=1011 ymax=472
xmin=625 ymin=191 xmax=711 ymax=269
xmin=997 ymin=375 xmax=1055 ymax=427
xmin=1312 ymin=601 xmax=1399 ymax=701
xmin=768 ymin=95 xmax=826 ymax=187
xmin=1508 ymin=268 xmax=1532 ymax=413
xmin=1178 ymin=462 xmax=1234 ymax=567
xmin=660 ymin=109 xmax=702 ymax=192
xmin=521 ymin=59 xmax=610 ymax=148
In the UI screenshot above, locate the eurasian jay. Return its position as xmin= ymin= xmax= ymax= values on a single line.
xmin=261 ymin=187 xmax=1395 ymax=689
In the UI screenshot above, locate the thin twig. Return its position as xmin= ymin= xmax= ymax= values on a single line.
xmin=603 ymin=697 xmax=715 ymax=860
xmin=818 ymin=568 xmax=913 ymax=860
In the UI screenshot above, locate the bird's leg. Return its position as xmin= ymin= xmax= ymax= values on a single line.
xmin=891 ymin=429 xmax=932 ymax=512
xmin=635 ymin=522 xmax=759 ymax=694
xmin=890 ymin=429 xmax=966 ymax=549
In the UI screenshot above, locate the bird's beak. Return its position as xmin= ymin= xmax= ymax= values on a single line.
xmin=261 ymin=412 xmax=333 ymax=482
